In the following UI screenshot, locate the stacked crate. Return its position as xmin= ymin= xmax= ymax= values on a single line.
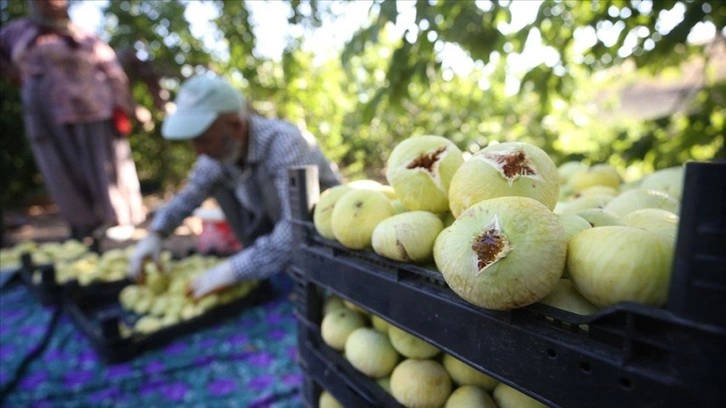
xmin=288 ymin=163 xmax=726 ymax=408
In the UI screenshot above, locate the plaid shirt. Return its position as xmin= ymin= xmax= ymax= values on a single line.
xmin=151 ymin=115 xmax=340 ymax=281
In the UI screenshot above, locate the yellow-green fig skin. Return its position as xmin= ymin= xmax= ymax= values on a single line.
xmin=557 ymin=213 xmax=593 ymax=243
xmin=574 ymin=185 xmax=619 ymax=198
xmin=439 ymin=211 xmax=456 ymax=228
xmin=371 ymin=211 xmax=444 ymax=263
xmin=314 ymin=185 xmax=353 ymax=240
xmin=442 ymin=353 xmax=499 ymax=391
xmin=623 ymin=208 xmax=679 ymax=234
xmin=493 ymin=383 xmax=547 ymax=408
xmin=577 ymin=208 xmax=626 ymax=227
xmin=323 ymin=295 xmax=346 ymax=316
xmin=347 ymin=179 xmax=397 ymax=199
xmin=625 ymin=209 xmax=679 ymax=241
xmin=391 ymin=199 xmax=409 ymax=215
xmin=567 ymin=164 xmax=622 ymax=193
xmin=554 ymin=194 xmax=613 ymax=215
xmin=558 ymin=185 xmax=573 ymax=201
xmin=331 ymin=189 xmax=395 ymax=250
xmin=434 ymin=196 xmax=566 ymax=311
xmin=320 ymin=308 xmax=366 ymax=351
xmin=557 ymin=161 xmax=588 ymax=183
xmin=619 ymin=179 xmax=640 ymax=192
xmin=319 ymin=391 xmax=343 ymax=408
xmin=388 ymin=324 xmax=441 ymax=359
xmin=386 ymin=135 xmax=464 ymax=213
xmin=639 ymin=165 xmax=684 ymax=200
xmin=346 ymin=179 xmax=385 ymax=189
xmin=539 ymin=279 xmax=598 ymax=315
xmin=371 ymin=314 xmax=392 ymax=333
xmin=343 ymin=299 xmax=371 ymax=316
xmin=558 ymin=214 xmax=591 ymax=280
xmin=390 ymin=359 xmax=453 ymax=408
xmin=445 ymin=386 xmax=497 ymax=408
xmin=603 ymin=188 xmax=680 ymax=217
xmin=567 ymin=226 xmax=675 ymax=308
xmin=377 ymin=377 xmax=392 ymax=394
xmin=345 ymin=328 xmax=400 ymax=378
xmin=448 ymin=142 xmax=560 ymax=217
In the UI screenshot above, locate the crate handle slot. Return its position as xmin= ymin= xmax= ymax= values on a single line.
xmin=39 ymin=265 xmax=56 ymax=285
xmin=99 ymin=315 xmax=122 ymax=340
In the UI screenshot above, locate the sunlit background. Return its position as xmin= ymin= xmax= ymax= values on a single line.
xmin=2 ymin=0 xmax=724 ymax=211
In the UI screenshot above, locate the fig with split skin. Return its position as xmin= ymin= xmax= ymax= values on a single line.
xmin=386 ymin=135 xmax=464 ymax=213
xmin=448 ymin=142 xmax=560 ymax=217
xmin=434 ymin=196 xmax=566 ymax=311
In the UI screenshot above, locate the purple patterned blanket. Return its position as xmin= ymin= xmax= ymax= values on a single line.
xmin=0 ymin=275 xmax=302 ymax=407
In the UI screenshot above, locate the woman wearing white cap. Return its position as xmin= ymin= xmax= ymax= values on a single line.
xmin=128 ymin=73 xmax=341 ymax=297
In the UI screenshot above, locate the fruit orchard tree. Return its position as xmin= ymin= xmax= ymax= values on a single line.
xmin=1 ymin=0 xmax=723 ymax=208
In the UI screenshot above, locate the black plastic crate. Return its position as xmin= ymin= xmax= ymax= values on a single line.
xmin=297 ymin=323 xmax=387 ymax=408
xmin=299 ymin=362 xmax=366 ymax=408
xmin=18 ymin=253 xmax=67 ymax=305
xmin=17 ymin=246 xmax=225 ymax=306
xmin=16 ymin=238 xmax=107 ymax=305
xmin=286 ymin=163 xmax=726 ymax=408
xmin=65 ymin=279 xmax=272 ymax=363
xmin=297 ymin=321 xmax=402 ymax=408
xmin=293 ymin=274 xmax=403 ymax=408
xmin=19 ymin=252 xmax=130 ymax=306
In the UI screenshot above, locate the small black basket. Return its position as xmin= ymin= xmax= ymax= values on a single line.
xmin=17 ymin=244 xmax=229 ymax=306
xmin=65 ymin=279 xmax=273 ymax=364
xmin=18 ymin=249 xmax=129 ymax=306
xmin=18 ymin=253 xmax=61 ymax=305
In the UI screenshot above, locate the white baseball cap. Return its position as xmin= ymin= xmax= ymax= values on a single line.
xmin=161 ymin=74 xmax=245 ymax=140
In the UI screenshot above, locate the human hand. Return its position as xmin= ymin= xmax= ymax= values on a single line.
xmin=188 ymin=260 xmax=236 ymax=299
xmin=128 ymin=232 xmax=163 ymax=282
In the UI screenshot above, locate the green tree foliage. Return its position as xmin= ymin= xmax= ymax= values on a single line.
xmin=100 ymin=0 xmax=212 ymax=190
xmin=0 ymin=0 xmax=40 ymax=206
xmin=1 ymin=0 xmax=723 ymax=209
xmin=343 ymin=0 xmax=724 ymax=174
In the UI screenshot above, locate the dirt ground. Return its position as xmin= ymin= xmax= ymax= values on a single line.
xmin=1 ymin=194 xmax=205 ymax=255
